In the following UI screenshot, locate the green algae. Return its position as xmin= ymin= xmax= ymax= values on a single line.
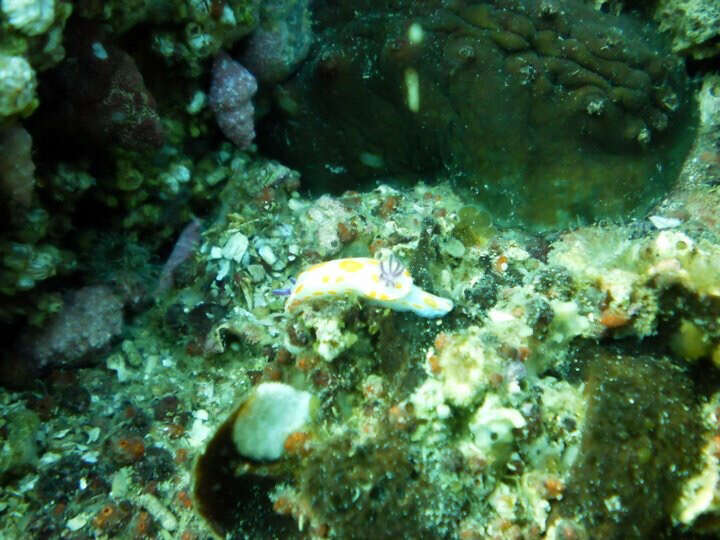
xmin=453 ymin=206 xmax=495 ymax=248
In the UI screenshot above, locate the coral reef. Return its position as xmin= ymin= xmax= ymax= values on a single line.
xmin=75 ymin=0 xmax=261 ymax=76
xmin=0 ymin=54 xmax=38 ymax=119
xmin=0 ymin=0 xmax=72 ymax=122
xmin=0 ymin=1 xmax=719 ymax=539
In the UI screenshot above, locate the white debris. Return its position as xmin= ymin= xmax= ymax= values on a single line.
xmin=649 ymin=215 xmax=682 ymax=229
xmin=221 ymin=232 xmax=249 ymax=263
xmin=257 ymin=244 xmax=277 ymax=266
xmin=66 ymin=513 xmax=88 ymax=532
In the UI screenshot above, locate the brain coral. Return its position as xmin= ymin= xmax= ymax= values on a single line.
xmin=261 ymin=0 xmax=697 ymax=228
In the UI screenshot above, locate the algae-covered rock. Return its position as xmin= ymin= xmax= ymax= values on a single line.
xmin=673 ymin=392 xmax=720 ymax=533
xmin=556 ymin=352 xmax=702 ymax=538
xmin=299 ymin=439 xmax=446 ymax=540
xmin=262 ymin=0 xmax=696 ymax=229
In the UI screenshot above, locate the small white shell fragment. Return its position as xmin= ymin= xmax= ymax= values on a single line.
xmin=66 ymin=513 xmax=89 ymax=531
xmin=216 ymin=258 xmax=230 ymax=281
xmin=488 ymin=309 xmax=516 ymax=323
xmin=649 ymin=215 xmax=682 ymax=229
xmin=257 ymin=244 xmax=277 ymax=266
xmin=53 ymin=428 xmax=71 ymax=439
xmin=222 ymin=232 xmax=249 ymax=263
xmin=81 ymin=451 xmax=100 ymax=463
xmin=87 ymin=426 xmax=100 ymax=444
xmin=39 ymin=452 xmax=61 ymax=465
xmin=188 ymin=417 xmax=212 ymax=448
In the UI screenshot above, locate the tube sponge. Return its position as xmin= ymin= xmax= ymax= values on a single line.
xmin=232 ymin=382 xmax=313 ymax=461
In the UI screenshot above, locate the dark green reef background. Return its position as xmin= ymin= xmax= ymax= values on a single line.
xmin=262 ymin=0 xmax=696 ymax=228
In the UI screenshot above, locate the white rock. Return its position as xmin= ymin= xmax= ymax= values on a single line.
xmin=106 ymin=353 xmax=131 ymax=382
xmin=469 ymin=394 xmax=526 ymax=456
xmin=66 ymin=513 xmax=88 ymax=532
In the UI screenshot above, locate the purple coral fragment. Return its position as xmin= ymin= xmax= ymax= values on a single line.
xmin=155 ymin=218 xmax=203 ymax=296
xmin=209 ymin=51 xmax=258 ymax=149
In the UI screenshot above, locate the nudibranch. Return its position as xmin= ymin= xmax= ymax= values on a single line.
xmin=282 ymin=256 xmax=454 ymax=318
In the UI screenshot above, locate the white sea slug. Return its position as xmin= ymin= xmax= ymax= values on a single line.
xmin=281 ymin=256 xmax=453 ymax=318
